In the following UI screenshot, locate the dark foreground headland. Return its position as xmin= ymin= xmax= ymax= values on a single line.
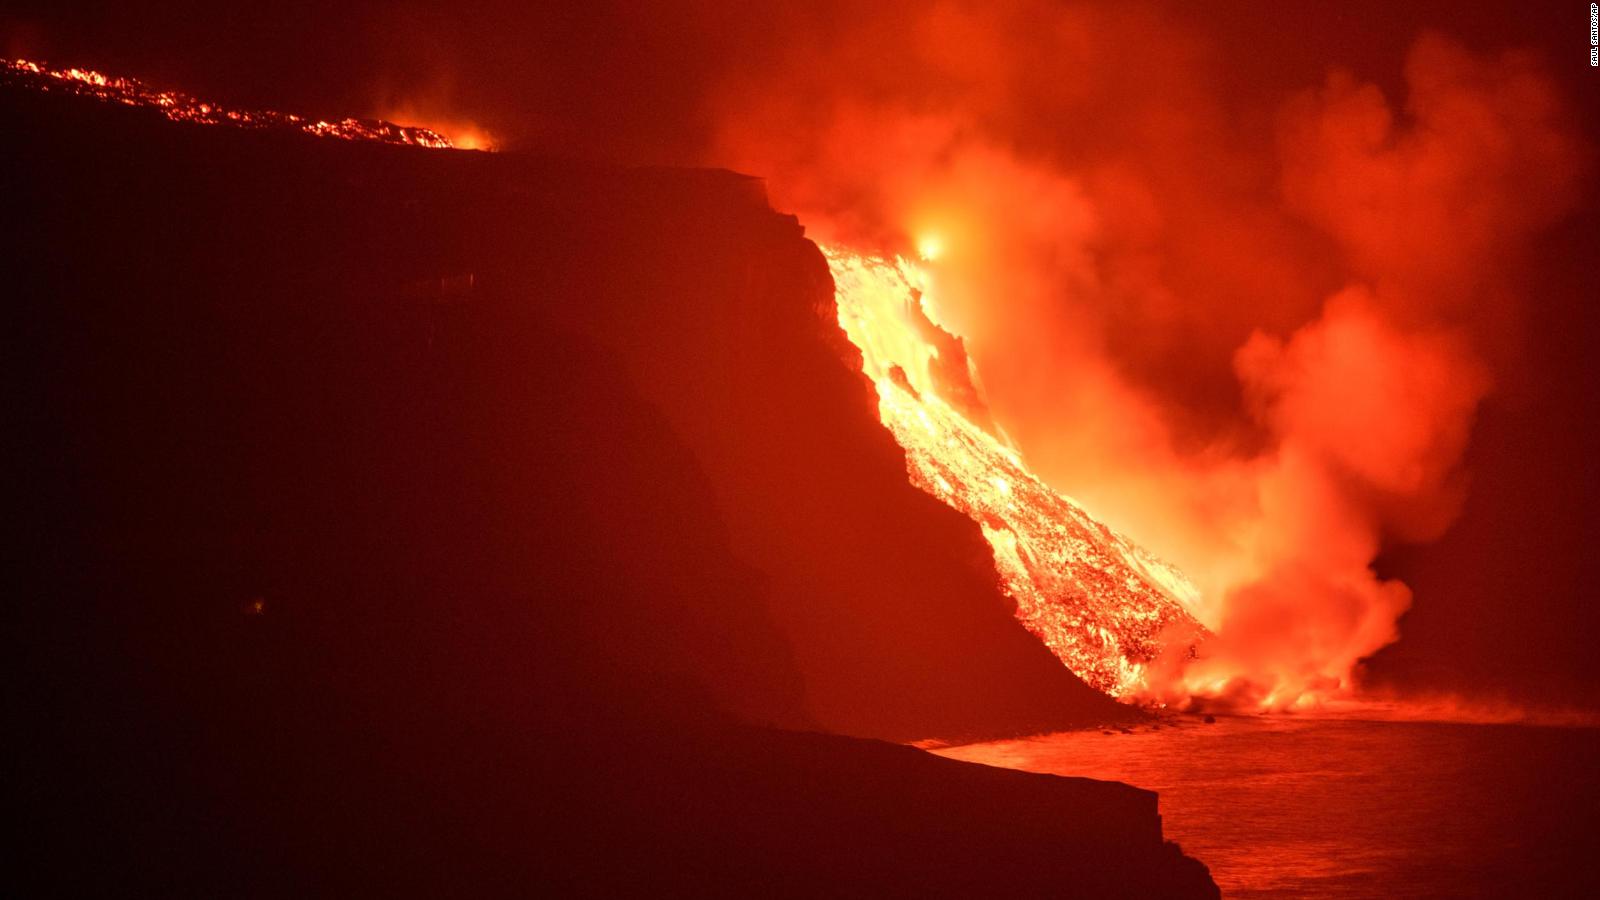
xmin=5 ymin=79 xmax=1216 ymax=896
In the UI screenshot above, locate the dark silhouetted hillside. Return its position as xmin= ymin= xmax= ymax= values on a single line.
xmin=5 ymin=82 xmax=1213 ymax=897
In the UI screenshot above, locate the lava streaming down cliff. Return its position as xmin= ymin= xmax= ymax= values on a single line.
xmin=1 ymin=58 xmax=459 ymax=148
xmin=827 ymin=247 xmax=1206 ymax=699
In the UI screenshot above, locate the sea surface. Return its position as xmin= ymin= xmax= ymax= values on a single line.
xmin=935 ymin=716 xmax=1599 ymax=898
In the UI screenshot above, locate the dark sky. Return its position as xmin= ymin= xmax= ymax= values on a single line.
xmin=6 ymin=1 xmax=1597 ymax=711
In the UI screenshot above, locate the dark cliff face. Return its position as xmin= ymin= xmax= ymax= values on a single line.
xmin=5 ymin=86 xmax=1212 ymax=896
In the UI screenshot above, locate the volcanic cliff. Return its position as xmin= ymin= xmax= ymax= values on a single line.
xmin=5 ymin=75 xmax=1216 ymax=896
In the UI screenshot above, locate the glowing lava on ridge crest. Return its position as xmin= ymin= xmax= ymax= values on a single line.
xmin=1 ymin=58 xmax=478 ymax=150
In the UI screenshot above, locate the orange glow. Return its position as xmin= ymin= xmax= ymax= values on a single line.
xmin=374 ymin=104 xmax=496 ymax=151
xmin=448 ymin=129 xmax=493 ymax=152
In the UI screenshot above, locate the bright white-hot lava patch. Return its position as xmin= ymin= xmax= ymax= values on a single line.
xmin=826 ymin=247 xmax=1207 ymax=700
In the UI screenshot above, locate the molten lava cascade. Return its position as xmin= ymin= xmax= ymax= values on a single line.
xmin=1 ymin=58 xmax=458 ymax=148
xmin=827 ymin=248 xmax=1207 ymax=699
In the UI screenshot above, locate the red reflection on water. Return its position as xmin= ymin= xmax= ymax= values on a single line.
xmin=935 ymin=717 xmax=1598 ymax=898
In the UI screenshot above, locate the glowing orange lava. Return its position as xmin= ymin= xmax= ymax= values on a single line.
xmin=826 ymin=246 xmax=1208 ymax=700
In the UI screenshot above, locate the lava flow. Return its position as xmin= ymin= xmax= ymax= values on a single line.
xmin=1 ymin=58 xmax=462 ymax=149
xmin=826 ymin=247 xmax=1207 ymax=699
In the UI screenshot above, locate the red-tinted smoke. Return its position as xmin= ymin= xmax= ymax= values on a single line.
xmin=707 ymin=7 xmax=1587 ymax=707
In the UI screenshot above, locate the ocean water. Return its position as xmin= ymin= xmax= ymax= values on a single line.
xmin=935 ymin=717 xmax=1599 ymax=898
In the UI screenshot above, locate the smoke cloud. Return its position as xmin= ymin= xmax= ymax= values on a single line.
xmin=706 ymin=6 xmax=1587 ymax=707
